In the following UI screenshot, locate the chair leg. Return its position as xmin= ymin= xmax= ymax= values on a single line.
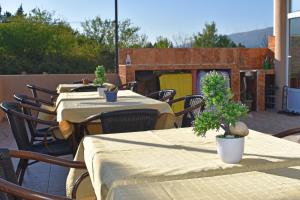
xmin=16 ymin=159 xmax=29 ymax=185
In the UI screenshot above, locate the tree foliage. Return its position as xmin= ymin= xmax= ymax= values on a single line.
xmin=0 ymin=7 xmax=116 ymax=74
xmin=193 ymin=22 xmax=242 ymax=48
xmin=153 ymin=36 xmax=173 ymax=48
xmin=81 ymin=17 xmax=148 ymax=51
xmin=0 ymin=5 xmax=246 ymax=75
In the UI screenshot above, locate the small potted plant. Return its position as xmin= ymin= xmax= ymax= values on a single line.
xmin=104 ymin=86 xmax=118 ymax=102
xmin=93 ymin=65 xmax=107 ymax=96
xmin=194 ymin=71 xmax=249 ymax=164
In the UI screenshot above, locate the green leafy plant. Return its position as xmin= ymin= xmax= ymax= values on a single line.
xmin=93 ymin=65 xmax=106 ymax=86
xmin=194 ymin=71 xmax=248 ymax=137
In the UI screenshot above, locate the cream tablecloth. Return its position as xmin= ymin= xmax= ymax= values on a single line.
xmin=57 ymin=83 xmax=94 ymax=93
xmin=56 ymin=90 xmax=174 ymax=123
xmin=55 ymin=91 xmax=141 ymax=106
xmin=108 ymin=167 xmax=300 ymax=200
xmin=82 ymin=128 xmax=300 ymax=200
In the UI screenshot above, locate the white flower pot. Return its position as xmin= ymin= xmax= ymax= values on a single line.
xmin=97 ymin=87 xmax=107 ymax=97
xmin=216 ymin=136 xmax=245 ymax=164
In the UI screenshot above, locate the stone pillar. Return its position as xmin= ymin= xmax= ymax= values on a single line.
xmin=274 ymin=0 xmax=287 ymax=110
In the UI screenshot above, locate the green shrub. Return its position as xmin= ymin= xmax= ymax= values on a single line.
xmin=193 ymin=71 xmax=248 ymax=137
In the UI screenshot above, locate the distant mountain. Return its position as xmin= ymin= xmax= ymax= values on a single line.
xmin=228 ymin=27 xmax=273 ymax=48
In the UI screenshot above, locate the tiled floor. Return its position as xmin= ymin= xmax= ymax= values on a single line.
xmin=0 ymin=121 xmax=71 ymax=196
xmin=1 ymin=110 xmax=300 ymax=196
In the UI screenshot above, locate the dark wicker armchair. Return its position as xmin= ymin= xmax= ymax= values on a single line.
xmin=118 ymin=81 xmax=138 ymax=92
xmin=11 ymin=96 xmax=56 ymax=142
xmin=0 ymin=102 xmax=73 ymax=184
xmin=147 ymin=89 xmax=176 ymax=102
xmin=0 ymin=149 xmax=87 ymax=200
xmin=169 ymin=95 xmax=205 ymax=128
xmin=80 ymin=109 xmax=159 ymax=134
xmin=70 ymin=85 xmax=98 ymax=92
xmin=26 ymin=84 xmax=58 ymax=104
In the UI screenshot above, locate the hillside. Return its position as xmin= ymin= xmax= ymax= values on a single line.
xmin=228 ymin=27 xmax=273 ymax=48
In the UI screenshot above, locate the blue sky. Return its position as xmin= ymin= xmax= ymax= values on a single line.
xmin=1 ymin=0 xmax=273 ymax=42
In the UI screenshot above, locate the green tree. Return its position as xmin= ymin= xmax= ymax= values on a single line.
xmin=153 ymin=36 xmax=173 ymax=48
xmin=193 ymin=22 xmax=239 ymax=48
xmin=0 ymin=7 xmax=116 ymax=74
xmin=82 ymin=17 xmax=148 ymax=50
xmin=15 ymin=4 xmax=25 ymax=16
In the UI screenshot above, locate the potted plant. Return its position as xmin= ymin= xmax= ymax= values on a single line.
xmin=193 ymin=71 xmax=249 ymax=164
xmin=93 ymin=65 xmax=107 ymax=96
xmin=101 ymin=82 xmax=119 ymax=102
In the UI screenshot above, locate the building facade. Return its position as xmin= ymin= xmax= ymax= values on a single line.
xmin=274 ymin=0 xmax=300 ymax=110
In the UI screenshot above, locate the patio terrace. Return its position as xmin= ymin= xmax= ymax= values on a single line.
xmin=1 ymin=110 xmax=300 ymax=196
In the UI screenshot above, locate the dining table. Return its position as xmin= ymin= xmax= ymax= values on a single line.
xmin=66 ymin=127 xmax=300 ymax=200
xmin=55 ymin=90 xmax=174 ymax=124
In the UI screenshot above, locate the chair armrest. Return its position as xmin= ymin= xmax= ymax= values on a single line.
xmin=15 ymin=94 xmax=55 ymax=107
xmin=22 ymin=103 xmax=56 ymax=116
xmin=9 ymin=150 xmax=86 ymax=169
xmin=80 ymin=113 xmax=102 ymax=125
xmin=174 ymin=102 xmax=204 ymax=117
xmin=11 ymin=109 xmax=58 ymax=126
xmin=168 ymin=97 xmax=185 ymax=106
xmin=71 ymin=172 xmax=90 ymax=199
xmin=273 ymin=127 xmax=300 ymax=138
xmin=0 ymin=178 xmax=72 ymax=200
xmin=27 ymin=84 xmax=58 ymax=96
xmin=146 ymin=91 xmax=158 ymax=98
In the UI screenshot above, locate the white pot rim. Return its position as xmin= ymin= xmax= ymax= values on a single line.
xmin=216 ymin=134 xmax=245 ymax=139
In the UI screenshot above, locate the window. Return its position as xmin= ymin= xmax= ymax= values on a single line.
xmin=290 ymin=0 xmax=300 ymax=13
xmin=288 ymin=18 xmax=300 ymax=88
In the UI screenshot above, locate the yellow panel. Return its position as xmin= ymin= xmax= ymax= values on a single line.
xmin=159 ymin=74 xmax=192 ymax=113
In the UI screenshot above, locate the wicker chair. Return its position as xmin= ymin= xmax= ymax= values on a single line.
xmin=80 ymin=109 xmax=159 ymax=134
xmin=0 ymin=149 xmax=87 ymax=200
xmin=169 ymin=95 xmax=205 ymax=128
xmin=118 ymin=81 xmax=138 ymax=92
xmin=70 ymin=85 xmax=98 ymax=92
xmin=147 ymin=89 xmax=176 ymax=102
xmin=0 ymin=102 xmax=73 ymax=184
xmin=26 ymin=84 xmax=58 ymax=104
xmin=12 ymin=95 xmax=56 ymax=142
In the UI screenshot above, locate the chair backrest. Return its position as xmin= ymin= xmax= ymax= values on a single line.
xmin=14 ymin=94 xmax=41 ymax=107
xmin=158 ymin=89 xmax=176 ymax=102
xmin=119 ymin=81 xmax=138 ymax=92
xmin=100 ymin=109 xmax=159 ymax=134
xmin=0 ymin=102 xmax=31 ymax=150
xmin=148 ymin=89 xmax=176 ymax=102
xmin=182 ymin=95 xmax=205 ymax=127
xmin=26 ymin=84 xmax=38 ymax=99
xmin=70 ymin=85 xmax=98 ymax=92
xmin=0 ymin=149 xmax=20 ymax=200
